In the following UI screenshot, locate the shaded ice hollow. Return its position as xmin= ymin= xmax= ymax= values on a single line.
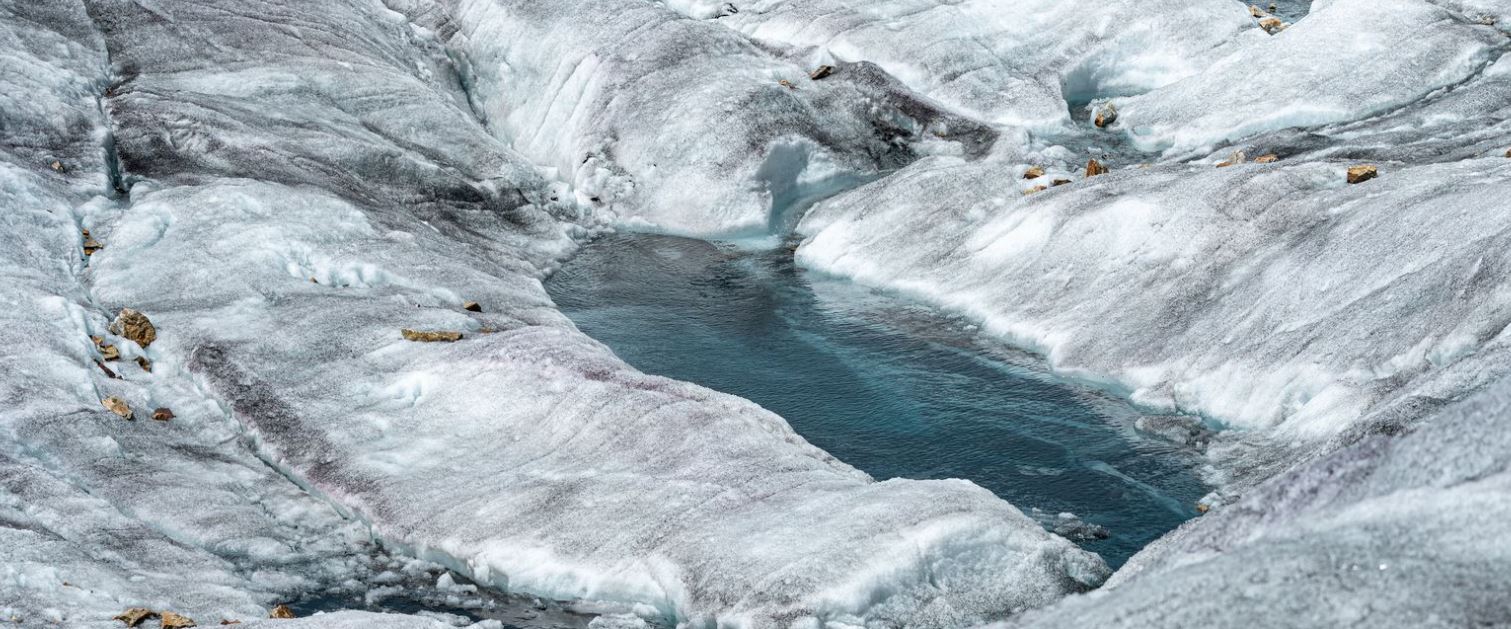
xmin=0 ymin=0 xmax=1508 ymax=628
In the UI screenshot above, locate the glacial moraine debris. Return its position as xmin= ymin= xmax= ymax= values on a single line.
xmin=401 ymin=329 xmax=463 ymax=343
xmin=109 ymin=309 xmax=157 ymax=348
xmin=160 ymin=611 xmax=196 ymax=629
xmin=1254 ymin=153 xmax=1279 ymax=163
xmin=136 ymin=356 xmax=152 ymax=372
xmin=152 ymin=408 xmax=174 ymax=422
xmin=103 ymin=396 xmax=132 ymax=419
xmin=1022 ymin=166 xmax=1045 ymax=180
xmin=809 ymin=65 xmax=835 ymax=80
xmin=49 ymin=160 xmax=66 ymax=173
xmin=1051 ymin=178 xmax=1072 ymax=186
xmin=1259 ymin=17 xmax=1287 ymax=34
xmin=462 ymin=301 xmax=483 ymax=312
xmin=1093 ymin=102 xmax=1117 ymax=128
xmin=1024 ymin=185 xmax=1048 ymax=195
xmin=82 ymin=229 xmax=104 ymax=256
xmin=113 ymin=608 xmax=155 ymax=627
xmin=94 ymin=336 xmax=121 ymax=361
xmin=94 ymin=359 xmax=121 ymax=380
xmin=1249 ymin=4 xmax=1266 ymax=17
xmin=1085 ymin=159 xmax=1109 ymax=177
xmin=1216 ymin=151 xmax=1245 ymax=168
xmin=1347 ymin=164 xmax=1379 ymax=184
xmin=778 ymin=79 xmax=796 ymax=90
xmin=268 ymin=605 xmax=295 ymax=619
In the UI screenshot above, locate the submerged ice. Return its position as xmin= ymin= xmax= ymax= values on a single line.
xmin=1 ymin=0 xmax=1509 ymax=627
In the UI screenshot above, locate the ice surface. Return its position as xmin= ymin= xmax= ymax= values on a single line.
xmin=3 ymin=0 xmax=1509 ymax=626
xmin=392 ymin=0 xmax=993 ymax=237
xmin=1011 ymin=375 xmax=1511 ymax=628
xmin=799 ymin=155 xmax=1511 ymax=442
xmin=672 ymin=0 xmax=1251 ymax=128
xmin=1 ymin=0 xmax=1107 ymax=626
xmin=1114 ymin=0 xmax=1508 ymax=154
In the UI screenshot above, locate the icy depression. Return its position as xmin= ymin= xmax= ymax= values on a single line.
xmin=1 ymin=0 xmax=1509 ymax=628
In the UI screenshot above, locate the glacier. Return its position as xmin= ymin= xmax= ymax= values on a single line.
xmin=2 ymin=0 xmax=1509 ymax=627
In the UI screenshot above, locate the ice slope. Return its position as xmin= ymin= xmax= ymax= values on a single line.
xmin=1113 ymin=0 xmax=1509 ymax=154
xmin=798 ymin=155 xmax=1511 ymax=441
xmin=393 ymin=0 xmax=993 ymax=238
xmin=0 ymin=0 xmax=1109 ymax=626
xmin=1011 ymin=374 xmax=1511 ymax=629
xmin=667 ymin=0 xmax=1252 ymax=128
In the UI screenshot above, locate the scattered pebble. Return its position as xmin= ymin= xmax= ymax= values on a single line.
xmin=1022 ymin=166 xmax=1045 ymax=180
xmin=1254 ymin=153 xmax=1279 ymax=163
xmin=136 ymin=356 xmax=152 ymax=372
xmin=160 ymin=611 xmax=196 ymax=629
xmin=268 ymin=605 xmax=295 ymax=619
xmin=402 ymin=329 xmax=463 ymax=343
xmin=1259 ymin=17 xmax=1286 ymax=34
xmin=49 ymin=160 xmax=66 ymax=173
xmin=1347 ymin=164 xmax=1379 ymax=184
xmin=82 ymin=229 xmax=104 ymax=256
xmin=778 ymin=79 xmax=796 ymax=90
xmin=113 ymin=608 xmax=155 ymax=627
xmin=1085 ymin=158 xmax=1109 ymax=177
xmin=1093 ymin=102 xmax=1117 ymax=128
xmin=109 ymin=309 xmax=157 ymax=348
xmin=808 ymin=65 xmax=834 ymax=80
xmin=1051 ymin=178 xmax=1071 ymax=186
xmin=462 ymin=301 xmax=483 ymax=313
xmin=152 ymin=408 xmax=174 ymax=422
xmin=102 ymin=396 xmax=132 ymax=420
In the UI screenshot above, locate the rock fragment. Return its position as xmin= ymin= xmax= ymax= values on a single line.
xmin=1022 ymin=166 xmax=1045 ymax=180
xmin=103 ymin=396 xmax=132 ymax=419
xmin=401 ymin=329 xmax=463 ymax=343
xmin=1092 ymin=102 xmax=1117 ymax=128
xmin=1248 ymin=4 xmax=1266 ymax=17
xmin=160 ymin=611 xmax=196 ymax=629
xmin=152 ymin=408 xmax=175 ymax=422
xmin=808 ymin=65 xmax=834 ymax=80
xmin=113 ymin=608 xmax=156 ymax=627
xmin=1347 ymin=164 xmax=1379 ymax=184
xmin=109 ymin=309 xmax=157 ymax=348
xmin=82 ymin=229 xmax=104 ymax=256
xmin=93 ymin=336 xmax=121 ymax=361
xmin=462 ymin=301 xmax=483 ymax=313
xmin=1085 ymin=159 xmax=1109 ymax=177
xmin=1051 ymin=178 xmax=1071 ymax=187
xmin=1254 ymin=153 xmax=1279 ymax=163
xmin=49 ymin=160 xmax=66 ymax=173
xmin=1259 ymin=17 xmax=1286 ymax=34
xmin=1215 ymin=151 xmax=1245 ymax=168
xmin=778 ymin=79 xmax=796 ymax=90
xmin=1023 ymin=185 xmax=1048 ymax=195
xmin=268 ymin=605 xmax=295 ymax=619
xmin=136 ymin=356 xmax=152 ymax=372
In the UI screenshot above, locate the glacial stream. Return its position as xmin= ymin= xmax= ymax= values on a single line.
xmin=547 ymin=233 xmax=1209 ymax=568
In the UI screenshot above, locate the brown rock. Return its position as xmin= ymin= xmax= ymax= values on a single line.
xmin=1259 ymin=17 xmax=1286 ymax=34
xmin=778 ymin=79 xmax=796 ymax=90
xmin=268 ymin=605 xmax=295 ymax=619
xmin=1254 ymin=153 xmax=1279 ymax=163
xmin=1022 ymin=166 xmax=1045 ymax=180
xmin=1195 ymin=503 xmax=1211 ymax=514
xmin=1023 ymin=185 xmax=1048 ymax=195
xmin=113 ymin=608 xmax=156 ymax=627
xmin=808 ymin=65 xmax=835 ymax=80
xmin=152 ymin=408 xmax=174 ymax=422
xmin=1085 ymin=159 xmax=1109 ymax=177
xmin=83 ymin=231 xmax=104 ymax=256
xmin=220 ymin=622 xmax=242 ymax=626
xmin=1215 ymin=151 xmax=1245 ymax=168
xmin=462 ymin=301 xmax=483 ymax=313
xmin=160 ymin=611 xmax=196 ymax=629
xmin=1092 ymin=103 xmax=1118 ymax=128
xmin=136 ymin=356 xmax=152 ymax=372
xmin=1504 ymin=148 xmax=1510 ymax=158
xmin=1347 ymin=164 xmax=1378 ymax=184
xmin=103 ymin=396 xmax=132 ymax=419
xmin=95 ymin=359 xmax=122 ymax=380
xmin=109 ymin=309 xmax=157 ymax=348
xmin=100 ymin=344 xmax=121 ymax=361
xmin=49 ymin=160 xmax=66 ymax=173
xmin=1051 ymin=178 xmax=1072 ymax=187
xmin=401 ymin=329 xmax=463 ymax=343
xmin=1248 ymin=4 xmax=1265 ymax=17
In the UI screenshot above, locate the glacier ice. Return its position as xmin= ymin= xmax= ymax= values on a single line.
xmin=2 ymin=0 xmax=1509 ymax=626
